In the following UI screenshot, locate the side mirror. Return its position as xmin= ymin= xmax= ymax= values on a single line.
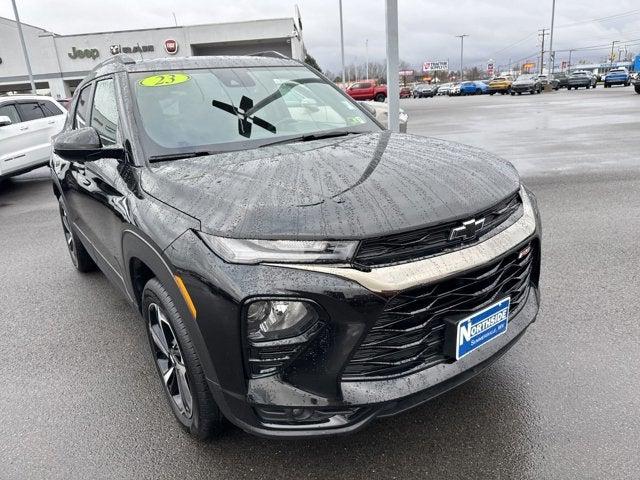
xmin=0 ymin=115 xmax=12 ymax=127
xmin=53 ymin=127 xmax=124 ymax=161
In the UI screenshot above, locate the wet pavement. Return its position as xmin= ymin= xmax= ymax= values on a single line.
xmin=2 ymin=86 xmax=640 ymax=479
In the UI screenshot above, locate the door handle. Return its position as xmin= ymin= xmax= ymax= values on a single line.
xmin=19 ymin=126 xmax=29 ymax=131
xmin=47 ymin=121 xmax=56 ymax=125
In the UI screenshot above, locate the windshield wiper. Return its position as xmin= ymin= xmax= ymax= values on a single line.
xmin=258 ymin=131 xmax=362 ymax=148
xmin=148 ymin=151 xmax=215 ymax=163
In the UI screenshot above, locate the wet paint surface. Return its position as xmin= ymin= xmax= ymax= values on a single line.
xmin=143 ymin=132 xmax=519 ymax=239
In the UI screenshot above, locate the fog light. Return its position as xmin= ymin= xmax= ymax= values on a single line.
xmin=246 ymin=300 xmax=318 ymax=342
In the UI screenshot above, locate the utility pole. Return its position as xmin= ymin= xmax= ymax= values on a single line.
xmin=365 ymin=39 xmax=369 ymax=80
xmin=610 ymin=40 xmax=619 ymax=70
xmin=11 ymin=0 xmax=36 ymax=94
xmin=538 ymin=29 xmax=548 ymax=74
xmin=385 ymin=0 xmax=399 ymax=132
xmin=338 ymin=0 xmax=346 ymax=84
xmin=547 ymin=0 xmax=556 ymax=77
xmin=567 ymin=49 xmax=574 ymax=72
xmin=456 ymin=34 xmax=469 ymax=81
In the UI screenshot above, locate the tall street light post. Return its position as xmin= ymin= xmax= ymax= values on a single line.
xmin=456 ymin=34 xmax=469 ymax=81
xmin=365 ymin=38 xmax=369 ymax=80
xmin=338 ymin=0 xmax=346 ymax=84
xmin=546 ymin=0 xmax=556 ymax=79
xmin=385 ymin=0 xmax=399 ymax=132
xmin=11 ymin=0 xmax=36 ymax=94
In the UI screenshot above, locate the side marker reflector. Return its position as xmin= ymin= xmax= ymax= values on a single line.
xmin=174 ymin=274 xmax=197 ymax=319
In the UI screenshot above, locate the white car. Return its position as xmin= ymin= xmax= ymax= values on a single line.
xmin=0 ymin=95 xmax=67 ymax=179
xmin=358 ymin=101 xmax=408 ymax=133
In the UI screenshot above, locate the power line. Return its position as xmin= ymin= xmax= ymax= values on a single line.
xmin=554 ymin=9 xmax=640 ymax=29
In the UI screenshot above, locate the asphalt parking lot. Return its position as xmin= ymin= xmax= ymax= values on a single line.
xmin=2 ymin=86 xmax=640 ymax=479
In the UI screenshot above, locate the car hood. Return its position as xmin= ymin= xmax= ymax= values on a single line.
xmin=141 ymin=133 xmax=520 ymax=240
xmin=513 ymin=80 xmax=534 ymax=85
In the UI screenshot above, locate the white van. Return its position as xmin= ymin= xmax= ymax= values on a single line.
xmin=0 ymin=95 xmax=67 ymax=179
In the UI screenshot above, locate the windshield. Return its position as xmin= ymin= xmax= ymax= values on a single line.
xmin=130 ymin=66 xmax=379 ymax=157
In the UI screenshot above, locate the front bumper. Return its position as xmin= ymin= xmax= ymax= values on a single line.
xmin=164 ymin=190 xmax=542 ymax=438
xmin=511 ymin=84 xmax=535 ymax=92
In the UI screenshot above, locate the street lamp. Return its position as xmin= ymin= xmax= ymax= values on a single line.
xmin=338 ymin=0 xmax=346 ymax=84
xmin=11 ymin=0 xmax=36 ymax=93
xmin=547 ymin=0 xmax=556 ymax=76
xmin=456 ymin=34 xmax=469 ymax=81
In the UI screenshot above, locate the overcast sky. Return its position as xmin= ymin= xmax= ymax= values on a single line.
xmin=2 ymin=1 xmax=639 ymax=73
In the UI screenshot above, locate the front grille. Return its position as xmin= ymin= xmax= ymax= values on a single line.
xmin=342 ymin=242 xmax=536 ymax=380
xmin=354 ymin=191 xmax=522 ymax=267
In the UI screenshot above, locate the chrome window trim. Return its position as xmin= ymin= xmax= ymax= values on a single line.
xmin=268 ymin=187 xmax=536 ymax=295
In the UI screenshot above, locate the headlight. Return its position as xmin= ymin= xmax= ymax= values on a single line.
xmin=199 ymin=233 xmax=358 ymax=264
xmin=246 ymin=300 xmax=319 ymax=342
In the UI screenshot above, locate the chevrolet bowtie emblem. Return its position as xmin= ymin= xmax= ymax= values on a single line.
xmin=449 ymin=218 xmax=485 ymax=241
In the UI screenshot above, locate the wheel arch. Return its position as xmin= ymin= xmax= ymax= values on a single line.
xmin=122 ymin=229 xmax=226 ymax=418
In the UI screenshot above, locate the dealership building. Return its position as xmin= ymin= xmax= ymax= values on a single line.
xmin=0 ymin=12 xmax=305 ymax=99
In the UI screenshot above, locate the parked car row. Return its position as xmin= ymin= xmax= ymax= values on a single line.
xmin=407 ymin=69 xmax=635 ymax=98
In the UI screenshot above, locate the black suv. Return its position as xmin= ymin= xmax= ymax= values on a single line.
xmin=50 ymin=53 xmax=541 ymax=439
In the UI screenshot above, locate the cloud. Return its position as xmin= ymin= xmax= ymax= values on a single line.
xmin=2 ymin=0 xmax=638 ymax=73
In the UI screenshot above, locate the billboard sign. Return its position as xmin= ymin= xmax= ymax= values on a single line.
xmin=399 ymin=69 xmax=414 ymax=76
xmin=422 ymin=60 xmax=449 ymax=72
xmin=487 ymin=60 xmax=495 ymax=76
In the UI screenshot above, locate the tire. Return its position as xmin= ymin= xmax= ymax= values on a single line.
xmin=635 ymin=86 xmax=640 ymax=94
xmin=142 ymin=278 xmax=225 ymax=440
xmin=592 ymin=83 xmax=596 ymax=89
xmin=517 ymin=92 xmax=522 ymax=95
xmin=475 ymin=89 xmax=482 ymax=95
xmin=58 ymin=197 xmax=96 ymax=273
xmin=374 ymin=93 xmax=386 ymax=102
xmin=510 ymin=92 xmax=515 ymax=96
xmin=604 ymin=83 xmax=609 ymax=88
xmin=489 ymin=92 xmax=495 ymax=96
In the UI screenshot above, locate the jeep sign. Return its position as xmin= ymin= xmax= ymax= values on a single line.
xmin=68 ymin=47 xmax=100 ymax=60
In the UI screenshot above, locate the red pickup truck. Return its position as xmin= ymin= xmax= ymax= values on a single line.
xmin=345 ymin=81 xmax=388 ymax=102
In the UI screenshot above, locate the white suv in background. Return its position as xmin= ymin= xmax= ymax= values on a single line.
xmin=0 ymin=95 xmax=67 ymax=180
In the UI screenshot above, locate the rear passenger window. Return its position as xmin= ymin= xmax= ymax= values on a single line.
xmin=90 ymin=78 xmax=119 ymax=146
xmin=16 ymin=102 xmax=45 ymax=122
xmin=39 ymin=100 xmax=64 ymax=117
xmin=74 ymin=85 xmax=93 ymax=129
xmin=0 ymin=104 xmax=21 ymax=124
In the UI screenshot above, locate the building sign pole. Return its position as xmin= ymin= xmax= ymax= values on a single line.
xmin=385 ymin=0 xmax=399 ymax=132
xmin=11 ymin=0 xmax=36 ymax=93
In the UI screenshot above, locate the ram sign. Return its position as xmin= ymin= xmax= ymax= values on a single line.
xmin=422 ymin=61 xmax=449 ymax=72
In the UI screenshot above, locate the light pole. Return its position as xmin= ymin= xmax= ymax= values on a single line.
xmin=11 ymin=0 xmax=36 ymax=94
xmin=547 ymin=0 xmax=556 ymax=76
xmin=456 ymin=34 xmax=469 ymax=81
xmin=338 ymin=0 xmax=346 ymax=84
xmin=385 ymin=0 xmax=399 ymax=132
xmin=365 ymin=39 xmax=369 ymax=80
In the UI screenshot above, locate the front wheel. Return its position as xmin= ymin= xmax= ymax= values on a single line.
xmin=143 ymin=278 xmax=225 ymax=440
xmin=374 ymin=93 xmax=386 ymax=102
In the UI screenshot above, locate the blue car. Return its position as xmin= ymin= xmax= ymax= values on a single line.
xmin=460 ymin=81 xmax=489 ymax=95
xmin=604 ymin=68 xmax=630 ymax=88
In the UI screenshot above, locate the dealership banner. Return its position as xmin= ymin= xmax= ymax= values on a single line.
xmin=422 ymin=61 xmax=449 ymax=72
xmin=399 ymin=70 xmax=415 ymax=76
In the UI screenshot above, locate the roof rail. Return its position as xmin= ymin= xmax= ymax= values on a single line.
xmin=93 ymin=54 xmax=137 ymax=70
xmin=250 ymin=51 xmax=291 ymax=60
